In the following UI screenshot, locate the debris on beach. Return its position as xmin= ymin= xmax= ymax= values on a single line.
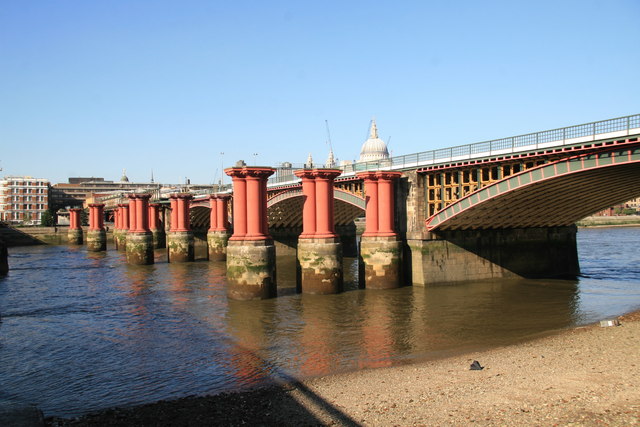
xmin=469 ymin=360 xmax=484 ymax=370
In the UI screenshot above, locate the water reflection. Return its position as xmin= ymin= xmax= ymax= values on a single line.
xmin=1 ymin=229 xmax=639 ymax=417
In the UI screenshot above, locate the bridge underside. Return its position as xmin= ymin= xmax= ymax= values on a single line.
xmin=188 ymin=196 xmax=365 ymax=231
xmin=268 ymin=197 xmax=364 ymax=229
xmin=427 ymin=146 xmax=640 ymax=231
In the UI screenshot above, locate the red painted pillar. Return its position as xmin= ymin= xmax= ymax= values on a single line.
xmin=128 ymin=195 xmax=137 ymax=232
xmin=246 ymin=173 xmax=263 ymax=239
xmin=228 ymin=173 xmax=247 ymax=239
xmin=295 ymin=171 xmax=317 ymax=238
xmin=169 ymin=196 xmax=178 ymax=232
xmin=261 ymin=176 xmax=269 ymax=237
xmin=314 ymin=170 xmax=341 ymax=238
xmin=120 ymin=204 xmax=129 ymax=230
xmin=358 ymin=172 xmax=379 ymax=237
xmin=225 ymin=167 xmax=274 ymax=240
xmin=148 ymin=204 xmax=160 ymax=231
xmin=88 ymin=204 xmax=105 ymax=231
xmin=209 ymin=195 xmax=219 ymax=232
xmin=375 ymin=172 xmax=403 ymax=237
xmin=69 ymin=209 xmax=82 ymax=230
xmin=173 ymin=193 xmax=192 ymax=232
xmin=131 ymin=194 xmax=150 ymax=232
xmin=216 ymin=196 xmax=230 ymax=231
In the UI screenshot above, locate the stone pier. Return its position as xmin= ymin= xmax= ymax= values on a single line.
xmin=149 ymin=203 xmax=166 ymax=249
xmin=225 ymin=166 xmax=276 ymax=300
xmin=357 ymin=171 xmax=404 ymax=289
xmin=87 ymin=203 xmax=107 ymax=251
xmin=114 ymin=203 xmax=129 ymax=251
xmin=207 ymin=195 xmax=230 ymax=261
xmin=67 ymin=208 xmax=83 ymax=245
xmin=294 ymin=169 xmax=343 ymax=294
xmin=408 ymin=226 xmax=580 ymax=285
xmin=167 ymin=193 xmax=194 ymax=262
xmin=126 ymin=194 xmax=154 ymax=264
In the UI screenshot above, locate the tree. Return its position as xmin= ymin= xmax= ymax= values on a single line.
xmin=81 ymin=208 xmax=89 ymax=226
xmin=40 ymin=209 xmax=55 ymax=227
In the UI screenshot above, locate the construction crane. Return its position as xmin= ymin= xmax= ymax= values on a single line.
xmin=325 ymin=120 xmax=333 ymax=152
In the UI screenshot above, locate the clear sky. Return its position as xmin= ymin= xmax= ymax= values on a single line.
xmin=1 ymin=1 xmax=639 ymax=185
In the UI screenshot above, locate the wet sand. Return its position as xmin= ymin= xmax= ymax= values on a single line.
xmin=47 ymin=311 xmax=640 ymax=426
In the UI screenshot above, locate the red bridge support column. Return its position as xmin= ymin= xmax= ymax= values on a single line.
xmin=67 ymin=208 xmax=83 ymax=245
xmin=167 ymin=193 xmax=194 ymax=262
xmin=148 ymin=203 xmax=166 ymax=249
xmin=224 ymin=166 xmax=276 ymax=300
xmin=87 ymin=203 xmax=107 ymax=252
xmin=126 ymin=194 xmax=154 ymax=265
xmin=294 ymin=169 xmax=343 ymax=294
xmin=114 ymin=203 xmax=129 ymax=251
xmin=357 ymin=171 xmax=404 ymax=289
xmin=207 ymin=195 xmax=231 ymax=261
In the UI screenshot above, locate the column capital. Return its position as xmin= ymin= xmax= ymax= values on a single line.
xmin=88 ymin=203 xmax=105 ymax=208
xmin=295 ymin=168 xmax=342 ymax=180
xmin=69 ymin=208 xmax=83 ymax=213
xmin=169 ymin=193 xmax=193 ymax=201
xmin=375 ymin=171 xmax=403 ymax=180
xmin=225 ymin=167 xmax=275 ymax=179
xmin=356 ymin=171 xmax=379 ymax=181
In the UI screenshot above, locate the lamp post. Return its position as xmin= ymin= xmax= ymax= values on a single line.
xmin=252 ymin=153 xmax=258 ymax=165
xmin=220 ymin=152 xmax=224 ymax=186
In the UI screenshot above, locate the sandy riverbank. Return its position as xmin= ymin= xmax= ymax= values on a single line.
xmin=46 ymin=311 xmax=640 ymax=426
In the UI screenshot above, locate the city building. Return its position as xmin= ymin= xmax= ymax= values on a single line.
xmin=0 ymin=176 xmax=50 ymax=224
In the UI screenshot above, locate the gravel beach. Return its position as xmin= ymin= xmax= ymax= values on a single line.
xmin=47 ymin=311 xmax=640 ymax=426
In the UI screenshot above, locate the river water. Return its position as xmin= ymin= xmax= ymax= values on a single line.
xmin=1 ymin=227 xmax=640 ymax=417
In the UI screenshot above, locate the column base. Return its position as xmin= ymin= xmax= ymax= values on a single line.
xmin=208 ymin=230 xmax=230 ymax=261
xmin=114 ymin=230 xmax=128 ymax=251
xmin=297 ymin=237 xmax=343 ymax=295
xmin=87 ymin=229 xmax=107 ymax=252
xmin=151 ymin=229 xmax=166 ymax=249
xmin=126 ymin=232 xmax=154 ymax=265
xmin=226 ymin=239 xmax=276 ymax=300
xmin=359 ymin=236 xmax=403 ymax=289
xmin=167 ymin=231 xmax=194 ymax=262
xmin=67 ymin=229 xmax=83 ymax=245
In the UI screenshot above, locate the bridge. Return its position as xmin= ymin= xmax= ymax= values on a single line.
xmin=88 ymin=114 xmax=640 ymax=299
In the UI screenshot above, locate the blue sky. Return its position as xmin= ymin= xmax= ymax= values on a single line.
xmin=1 ymin=1 xmax=639 ymax=185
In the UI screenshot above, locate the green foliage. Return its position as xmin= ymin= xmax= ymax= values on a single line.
xmin=40 ymin=209 xmax=55 ymax=227
xmin=81 ymin=208 xmax=89 ymax=226
xmin=621 ymin=208 xmax=637 ymax=216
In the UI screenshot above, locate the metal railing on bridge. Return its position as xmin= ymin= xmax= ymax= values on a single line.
xmin=268 ymin=113 xmax=640 ymax=186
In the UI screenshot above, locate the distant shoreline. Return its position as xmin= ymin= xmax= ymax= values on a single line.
xmin=576 ymin=215 xmax=640 ymax=228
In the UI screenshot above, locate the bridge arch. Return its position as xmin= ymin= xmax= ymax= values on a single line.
xmin=267 ymin=188 xmax=365 ymax=229
xmin=427 ymin=145 xmax=640 ymax=231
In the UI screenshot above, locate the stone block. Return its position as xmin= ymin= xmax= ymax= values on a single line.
xmin=297 ymin=237 xmax=343 ymax=294
xmin=167 ymin=231 xmax=194 ymax=263
xmin=226 ymin=239 xmax=276 ymax=300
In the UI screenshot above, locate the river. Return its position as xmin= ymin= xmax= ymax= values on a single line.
xmin=1 ymin=227 xmax=640 ymax=417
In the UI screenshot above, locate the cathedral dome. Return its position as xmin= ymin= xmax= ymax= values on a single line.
xmin=358 ymin=119 xmax=389 ymax=162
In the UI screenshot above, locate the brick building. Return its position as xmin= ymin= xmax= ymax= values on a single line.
xmin=0 ymin=176 xmax=50 ymax=224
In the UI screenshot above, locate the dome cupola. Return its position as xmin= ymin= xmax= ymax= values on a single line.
xmin=358 ymin=119 xmax=389 ymax=162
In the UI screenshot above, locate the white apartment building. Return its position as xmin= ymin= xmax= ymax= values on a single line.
xmin=0 ymin=176 xmax=50 ymax=224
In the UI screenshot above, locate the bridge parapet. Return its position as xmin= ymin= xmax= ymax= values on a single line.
xmin=267 ymin=114 xmax=640 ymax=188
